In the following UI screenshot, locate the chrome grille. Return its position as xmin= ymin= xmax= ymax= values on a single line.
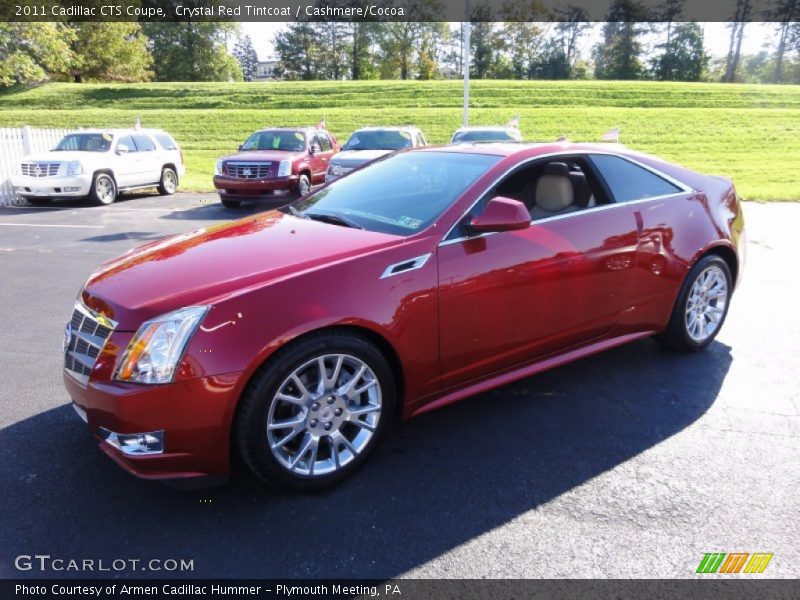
xmin=64 ymin=303 xmax=116 ymax=384
xmin=21 ymin=162 xmax=61 ymax=177
xmin=226 ymin=162 xmax=272 ymax=179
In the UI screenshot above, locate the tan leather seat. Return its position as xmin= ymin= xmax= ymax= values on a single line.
xmin=529 ymin=162 xmax=578 ymax=220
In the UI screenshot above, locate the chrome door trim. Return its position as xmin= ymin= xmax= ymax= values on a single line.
xmin=380 ymin=253 xmax=432 ymax=279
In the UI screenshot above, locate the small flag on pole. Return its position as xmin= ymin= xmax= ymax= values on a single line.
xmin=601 ymin=127 xmax=620 ymax=142
xmin=506 ymin=115 xmax=520 ymax=128
xmin=317 ymin=118 xmax=326 ymax=129
xmin=133 ymin=117 xmax=141 ymax=131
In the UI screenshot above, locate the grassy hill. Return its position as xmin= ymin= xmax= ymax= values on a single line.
xmin=2 ymin=80 xmax=799 ymax=200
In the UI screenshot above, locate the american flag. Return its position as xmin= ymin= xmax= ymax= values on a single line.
xmin=601 ymin=127 xmax=620 ymax=142
xmin=133 ymin=117 xmax=141 ymax=130
xmin=317 ymin=118 xmax=327 ymax=129
xmin=506 ymin=115 xmax=520 ymax=128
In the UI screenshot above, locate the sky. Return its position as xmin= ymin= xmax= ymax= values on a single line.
xmin=241 ymin=22 xmax=774 ymax=62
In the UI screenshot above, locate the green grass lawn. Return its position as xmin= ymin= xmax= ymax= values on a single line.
xmin=2 ymin=80 xmax=799 ymax=200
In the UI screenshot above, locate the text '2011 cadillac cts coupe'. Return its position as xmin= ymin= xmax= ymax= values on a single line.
xmin=64 ymin=143 xmax=745 ymax=490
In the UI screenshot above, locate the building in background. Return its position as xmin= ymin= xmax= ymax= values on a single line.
xmin=253 ymin=60 xmax=280 ymax=81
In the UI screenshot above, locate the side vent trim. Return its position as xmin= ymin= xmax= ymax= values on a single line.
xmin=380 ymin=253 xmax=432 ymax=279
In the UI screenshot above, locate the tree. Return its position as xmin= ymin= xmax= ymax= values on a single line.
xmin=0 ymin=23 xmax=73 ymax=87
xmin=594 ymin=0 xmax=650 ymax=80
xmin=274 ymin=22 xmax=324 ymax=80
xmin=316 ymin=23 xmax=351 ymax=80
xmin=143 ymin=23 xmax=242 ymax=82
xmin=723 ymin=0 xmax=753 ymax=83
xmin=233 ymin=34 xmax=258 ymax=81
xmin=377 ymin=1 xmax=444 ymax=79
xmin=771 ymin=0 xmax=799 ymax=83
xmin=500 ymin=0 xmax=549 ymax=79
xmin=69 ymin=23 xmax=152 ymax=83
xmin=469 ymin=4 xmax=505 ymax=78
xmin=652 ymin=22 xmax=707 ymax=81
xmin=554 ymin=5 xmax=592 ymax=69
xmin=350 ymin=22 xmax=379 ymax=79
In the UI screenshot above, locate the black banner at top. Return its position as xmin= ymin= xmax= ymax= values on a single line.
xmin=3 ymin=0 xmax=794 ymax=23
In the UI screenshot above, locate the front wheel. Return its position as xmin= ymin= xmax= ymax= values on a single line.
xmin=90 ymin=173 xmax=117 ymax=205
xmin=234 ymin=332 xmax=395 ymax=491
xmin=295 ymin=174 xmax=311 ymax=198
xmin=654 ymin=255 xmax=732 ymax=352
xmin=158 ymin=167 xmax=178 ymax=195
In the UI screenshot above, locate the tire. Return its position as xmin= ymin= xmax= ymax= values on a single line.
xmin=89 ymin=173 xmax=117 ymax=205
xmin=220 ymin=197 xmax=242 ymax=208
xmin=234 ymin=331 xmax=396 ymax=491
xmin=654 ymin=255 xmax=732 ymax=352
xmin=158 ymin=167 xmax=178 ymax=195
xmin=26 ymin=197 xmax=52 ymax=206
xmin=295 ymin=173 xmax=311 ymax=198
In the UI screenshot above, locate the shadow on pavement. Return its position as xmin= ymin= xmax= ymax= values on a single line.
xmin=0 ymin=338 xmax=731 ymax=579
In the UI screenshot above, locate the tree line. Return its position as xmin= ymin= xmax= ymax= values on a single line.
xmin=2 ymin=0 xmax=800 ymax=88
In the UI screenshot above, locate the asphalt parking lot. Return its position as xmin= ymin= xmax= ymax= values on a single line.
xmin=0 ymin=192 xmax=797 ymax=579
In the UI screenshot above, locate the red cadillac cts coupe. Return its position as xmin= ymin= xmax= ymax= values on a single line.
xmin=64 ymin=143 xmax=745 ymax=490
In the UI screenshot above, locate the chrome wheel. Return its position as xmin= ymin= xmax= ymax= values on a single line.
xmin=266 ymin=354 xmax=382 ymax=477
xmin=162 ymin=169 xmax=177 ymax=193
xmin=298 ymin=176 xmax=311 ymax=196
xmin=95 ymin=176 xmax=115 ymax=204
xmin=685 ymin=265 xmax=728 ymax=342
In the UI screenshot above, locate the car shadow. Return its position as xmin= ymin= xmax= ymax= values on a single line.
xmin=0 ymin=339 xmax=731 ymax=579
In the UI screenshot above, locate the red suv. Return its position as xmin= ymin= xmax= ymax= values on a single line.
xmin=213 ymin=127 xmax=339 ymax=208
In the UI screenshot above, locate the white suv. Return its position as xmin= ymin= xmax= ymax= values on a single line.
xmin=12 ymin=128 xmax=185 ymax=206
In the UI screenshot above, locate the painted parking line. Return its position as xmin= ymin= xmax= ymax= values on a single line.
xmin=0 ymin=223 xmax=104 ymax=229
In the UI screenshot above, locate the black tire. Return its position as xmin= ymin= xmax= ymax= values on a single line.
xmin=295 ymin=173 xmax=311 ymax=198
xmin=158 ymin=167 xmax=178 ymax=195
xmin=25 ymin=197 xmax=52 ymax=206
xmin=220 ymin=197 xmax=242 ymax=208
xmin=654 ymin=255 xmax=732 ymax=352
xmin=233 ymin=331 xmax=396 ymax=491
xmin=89 ymin=173 xmax=117 ymax=205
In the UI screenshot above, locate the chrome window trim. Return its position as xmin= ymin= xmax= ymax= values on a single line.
xmin=380 ymin=253 xmax=432 ymax=279
xmin=438 ymin=149 xmax=693 ymax=247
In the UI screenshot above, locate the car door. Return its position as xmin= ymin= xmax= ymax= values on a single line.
xmin=112 ymin=135 xmax=139 ymax=188
xmin=311 ymin=132 xmax=335 ymax=184
xmin=131 ymin=134 xmax=162 ymax=185
xmin=436 ymin=156 xmax=640 ymax=390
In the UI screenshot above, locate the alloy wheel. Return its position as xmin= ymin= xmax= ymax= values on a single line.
xmin=685 ymin=264 xmax=729 ymax=342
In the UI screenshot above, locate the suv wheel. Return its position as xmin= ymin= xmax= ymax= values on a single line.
xmin=158 ymin=167 xmax=178 ymax=195
xmin=234 ymin=332 xmax=396 ymax=491
xmin=90 ymin=173 xmax=117 ymax=205
xmin=296 ymin=174 xmax=311 ymax=197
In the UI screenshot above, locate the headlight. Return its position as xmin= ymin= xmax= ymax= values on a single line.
xmin=116 ymin=306 xmax=208 ymax=384
xmin=328 ymin=164 xmax=343 ymax=176
xmin=215 ymin=159 xmax=224 ymax=176
xmin=277 ymin=160 xmax=291 ymax=177
xmin=66 ymin=161 xmax=83 ymax=176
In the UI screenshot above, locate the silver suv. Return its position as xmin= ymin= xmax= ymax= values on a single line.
xmin=325 ymin=126 xmax=426 ymax=183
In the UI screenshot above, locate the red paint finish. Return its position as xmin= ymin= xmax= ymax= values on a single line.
xmin=64 ymin=143 xmax=745 ymax=480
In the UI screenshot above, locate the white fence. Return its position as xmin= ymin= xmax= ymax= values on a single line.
xmin=0 ymin=127 xmax=73 ymax=206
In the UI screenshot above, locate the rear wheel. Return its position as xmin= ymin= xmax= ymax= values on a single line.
xmin=220 ymin=197 xmax=241 ymax=208
xmin=234 ymin=332 xmax=395 ymax=491
xmin=654 ymin=255 xmax=732 ymax=352
xmin=89 ymin=173 xmax=116 ymax=205
xmin=26 ymin=198 xmax=52 ymax=206
xmin=158 ymin=167 xmax=178 ymax=195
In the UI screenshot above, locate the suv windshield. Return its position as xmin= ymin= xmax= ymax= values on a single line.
xmin=241 ymin=130 xmax=306 ymax=152
xmin=286 ymin=151 xmax=500 ymax=237
xmin=453 ymin=130 xmax=517 ymax=143
xmin=343 ymin=130 xmax=414 ymax=151
xmin=54 ymin=133 xmax=113 ymax=152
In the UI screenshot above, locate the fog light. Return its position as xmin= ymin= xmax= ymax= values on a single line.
xmin=64 ymin=187 xmax=81 ymax=192
xmin=99 ymin=427 xmax=164 ymax=455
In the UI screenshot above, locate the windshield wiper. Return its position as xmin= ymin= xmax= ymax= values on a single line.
xmin=288 ymin=206 xmax=308 ymax=219
xmin=305 ymin=212 xmax=364 ymax=230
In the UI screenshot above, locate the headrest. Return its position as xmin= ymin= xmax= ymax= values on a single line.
xmin=542 ymin=162 xmax=570 ymax=177
xmin=535 ymin=163 xmax=574 ymax=212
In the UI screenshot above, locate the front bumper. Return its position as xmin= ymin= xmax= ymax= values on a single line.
xmin=213 ymin=174 xmax=298 ymax=199
xmin=64 ymin=369 xmax=246 ymax=480
xmin=11 ymin=174 xmax=92 ymax=198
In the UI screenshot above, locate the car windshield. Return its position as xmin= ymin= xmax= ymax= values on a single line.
xmin=343 ymin=130 xmax=414 ymax=151
xmin=54 ymin=133 xmax=113 ymax=152
xmin=286 ymin=151 xmax=500 ymax=237
xmin=241 ymin=130 xmax=306 ymax=152
xmin=452 ymin=130 xmax=517 ymax=143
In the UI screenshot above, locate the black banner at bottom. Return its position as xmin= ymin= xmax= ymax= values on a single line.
xmin=3 ymin=579 xmax=799 ymax=600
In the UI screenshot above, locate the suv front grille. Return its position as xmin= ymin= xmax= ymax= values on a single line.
xmin=21 ymin=162 xmax=61 ymax=177
xmin=226 ymin=162 xmax=272 ymax=179
xmin=64 ymin=303 xmax=116 ymax=384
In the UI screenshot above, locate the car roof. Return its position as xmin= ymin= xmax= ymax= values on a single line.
xmin=415 ymin=142 xmax=627 ymax=158
xmin=453 ymin=126 xmax=517 ymax=133
xmin=350 ymin=126 xmax=420 ymax=133
xmin=65 ymin=128 xmax=169 ymax=136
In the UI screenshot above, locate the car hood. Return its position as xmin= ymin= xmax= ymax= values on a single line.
xmin=222 ymin=150 xmax=305 ymax=163
xmin=81 ymin=211 xmax=401 ymax=331
xmin=332 ymin=150 xmax=393 ymax=165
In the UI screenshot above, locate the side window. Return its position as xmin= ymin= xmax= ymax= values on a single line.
xmin=132 ymin=134 xmax=156 ymax=152
xmin=154 ymin=133 xmax=178 ymax=150
xmin=317 ymin=132 xmax=332 ymax=152
xmin=116 ymin=135 xmax=137 ymax=153
xmin=590 ymin=154 xmax=681 ymax=203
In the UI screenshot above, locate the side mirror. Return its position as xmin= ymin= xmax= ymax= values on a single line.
xmin=238 ymin=144 xmax=244 ymax=151
xmin=310 ymin=143 xmax=321 ymax=155
xmin=469 ymin=196 xmax=531 ymax=233
xmin=116 ymin=144 xmax=130 ymax=155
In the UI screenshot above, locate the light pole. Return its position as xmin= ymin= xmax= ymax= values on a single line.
xmin=462 ymin=0 xmax=471 ymax=127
